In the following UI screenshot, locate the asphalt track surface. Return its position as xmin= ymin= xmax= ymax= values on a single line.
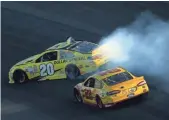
xmin=1 ymin=2 xmax=169 ymax=120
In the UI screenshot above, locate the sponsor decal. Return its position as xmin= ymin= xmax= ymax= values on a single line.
xmin=100 ymin=90 xmax=107 ymax=97
xmin=54 ymin=57 xmax=86 ymax=64
xmin=33 ymin=68 xmax=62 ymax=81
xmin=78 ymin=65 xmax=83 ymax=69
xmin=122 ymin=90 xmax=128 ymax=95
xmin=85 ymin=65 xmax=89 ymax=68
xmin=129 ymin=87 xmax=137 ymax=93
xmin=87 ymin=56 xmax=92 ymax=60
xmin=127 ymin=93 xmax=135 ymax=98
xmin=59 ymin=69 xmax=65 ymax=74
xmin=99 ymin=69 xmax=121 ymax=76
xmin=25 ymin=66 xmax=38 ymax=75
xmin=40 ymin=63 xmax=54 ymax=76
xmin=33 ymin=65 xmax=38 ymax=72
xmin=84 ymin=89 xmax=93 ymax=100
xmin=105 ymin=104 xmax=112 ymax=107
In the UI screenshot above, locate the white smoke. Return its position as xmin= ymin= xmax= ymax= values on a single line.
xmin=98 ymin=11 xmax=169 ymax=77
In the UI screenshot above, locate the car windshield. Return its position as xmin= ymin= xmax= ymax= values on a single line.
xmin=70 ymin=41 xmax=98 ymax=53
xmin=103 ymin=72 xmax=133 ymax=86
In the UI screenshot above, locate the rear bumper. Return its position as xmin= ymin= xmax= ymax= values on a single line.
xmin=115 ymin=91 xmax=148 ymax=104
xmin=103 ymin=90 xmax=149 ymax=108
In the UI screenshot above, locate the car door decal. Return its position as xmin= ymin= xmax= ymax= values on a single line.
xmin=32 ymin=68 xmax=63 ymax=81
xmin=40 ymin=63 xmax=54 ymax=76
xmin=84 ymin=89 xmax=93 ymax=100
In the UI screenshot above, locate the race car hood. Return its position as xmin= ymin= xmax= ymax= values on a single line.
xmin=15 ymin=55 xmax=38 ymax=66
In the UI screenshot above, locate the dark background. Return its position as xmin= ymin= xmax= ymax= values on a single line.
xmin=1 ymin=1 xmax=169 ymax=120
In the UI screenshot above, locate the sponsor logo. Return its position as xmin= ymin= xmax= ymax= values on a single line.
xmin=129 ymin=87 xmax=137 ymax=93
xmin=127 ymin=93 xmax=135 ymax=98
xmin=54 ymin=57 xmax=86 ymax=64
xmin=99 ymin=69 xmax=121 ymax=76
xmin=25 ymin=66 xmax=38 ymax=75
xmin=122 ymin=90 xmax=128 ymax=95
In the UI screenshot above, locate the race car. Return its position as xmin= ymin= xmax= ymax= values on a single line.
xmin=8 ymin=37 xmax=102 ymax=84
xmin=73 ymin=67 xmax=149 ymax=108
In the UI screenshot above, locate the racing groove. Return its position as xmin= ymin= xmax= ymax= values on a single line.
xmin=1 ymin=2 xmax=169 ymax=120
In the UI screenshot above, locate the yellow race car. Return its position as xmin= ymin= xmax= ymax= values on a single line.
xmin=73 ymin=67 xmax=149 ymax=108
xmin=8 ymin=37 xmax=101 ymax=84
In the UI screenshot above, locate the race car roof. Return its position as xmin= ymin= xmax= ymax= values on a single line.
xmin=46 ymin=37 xmax=98 ymax=53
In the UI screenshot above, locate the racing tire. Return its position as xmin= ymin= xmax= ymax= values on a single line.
xmin=13 ymin=70 xmax=28 ymax=84
xmin=65 ymin=64 xmax=80 ymax=81
xmin=74 ymin=89 xmax=83 ymax=103
xmin=96 ymin=96 xmax=104 ymax=109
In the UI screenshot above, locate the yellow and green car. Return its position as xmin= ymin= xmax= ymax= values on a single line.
xmin=9 ymin=37 xmax=104 ymax=84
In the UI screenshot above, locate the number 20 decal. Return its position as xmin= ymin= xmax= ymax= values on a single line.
xmin=40 ymin=63 xmax=54 ymax=76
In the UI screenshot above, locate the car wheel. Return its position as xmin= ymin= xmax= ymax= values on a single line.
xmin=74 ymin=89 xmax=83 ymax=103
xmin=96 ymin=96 xmax=104 ymax=109
xmin=65 ymin=64 xmax=80 ymax=80
xmin=13 ymin=70 xmax=28 ymax=84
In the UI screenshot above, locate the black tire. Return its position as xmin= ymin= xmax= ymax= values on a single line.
xmin=65 ymin=64 xmax=80 ymax=80
xmin=74 ymin=89 xmax=83 ymax=103
xmin=96 ymin=96 xmax=104 ymax=109
xmin=13 ymin=70 xmax=28 ymax=84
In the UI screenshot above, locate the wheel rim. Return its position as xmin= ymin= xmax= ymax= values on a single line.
xmin=75 ymin=92 xmax=81 ymax=102
xmin=74 ymin=68 xmax=79 ymax=76
xmin=97 ymin=99 xmax=103 ymax=108
xmin=19 ymin=73 xmax=25 ymax=83
xmin=66 ymin=67 xmax=78 ymax=80
xmin=68 ymin=72 xmax=75 ymax=80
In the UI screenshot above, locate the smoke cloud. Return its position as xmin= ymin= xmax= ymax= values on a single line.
xmin=98 ymin=11 xmax=169 ymax=78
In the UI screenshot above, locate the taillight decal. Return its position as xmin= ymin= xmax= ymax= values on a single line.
xmin=137 ymin=81 xmax=146 ymax=86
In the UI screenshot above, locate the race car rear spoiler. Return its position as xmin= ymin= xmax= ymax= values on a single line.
xmin=46 ymin=37 xmax=77 ymax=50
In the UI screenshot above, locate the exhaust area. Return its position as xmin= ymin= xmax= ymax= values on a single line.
xmin=98 ymin=11 xmax=169 ymax=81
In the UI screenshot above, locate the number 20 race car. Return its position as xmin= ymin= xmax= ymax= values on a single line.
xmin=73 ymin=67 xmax=149 ymax=108
xmin=8 ymin=37 xmax=103 ymax=84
